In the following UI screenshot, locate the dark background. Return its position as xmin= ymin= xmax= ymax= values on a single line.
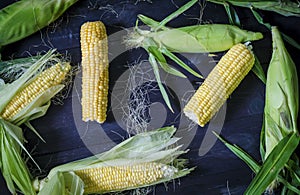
xmin=0 ymin=0 xmax=299 ymax=194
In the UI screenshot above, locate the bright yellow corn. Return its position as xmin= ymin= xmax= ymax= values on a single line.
xmin=80 ymin=21 xmax=109 ymax=124
xmin=184 ymin=43 xmax=255 ymax=127
xmin=0 ymin=63 xmax=71 ymax=120
xmin=75 ymin=162 xmax=176 ymax=194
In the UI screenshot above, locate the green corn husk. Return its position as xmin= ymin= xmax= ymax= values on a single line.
xmin=141 ymin=24 xmax=263 ymax=53
xmin=35 ymin=126 xmax=194 ymax=195
xmin=208 ymin=0 xmax=300 ymax=17
xmin=0 ymin=118 xmax=36 ymax=195
xmin=125 ymin=0 xmax=263 ymax=111
xmin=0 ymin=0 xmax=78 ymax=47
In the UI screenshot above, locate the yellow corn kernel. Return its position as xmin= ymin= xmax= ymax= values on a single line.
xmin=80 ymin=21 xmax=109 ymax=124
xmin=75 ymin=162 xmax=177 ymax=194
xmin=184 ymin=43 xmax=255 ymax=127
xmin=1 ymin=63 xmax=71 ymax=120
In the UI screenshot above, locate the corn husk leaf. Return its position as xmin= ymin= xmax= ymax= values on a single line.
xmin=252 ymin=55 xmax=266 ymax=83
xmin=214 ymin=132 xmax=300 ymax=194
xmin=245 ymin=132 xmax=299 ymax=195
xmin=223 ymin=2 xmax=241 ymax=26
xmin=208 ymin=0 xmax=300 ymax=17
xmin=148 ymin=46 xmax=186 ymax=78
xmin=154 ymin=0 xmax=198 ymax=30
xmin=38 ymin=171 xmax=84 ymax=195
xmin=148 ymin=52 xmax=174 ymax=112
xmin=250 ymin=8 xmax=300 ymax=50
xmin=38 ymin=126 xmax=194 ymax=194
xmin=0 ymin=56 xmax=40 ymax=82
xmin=0 ymin=119 xmax=36 ymax=195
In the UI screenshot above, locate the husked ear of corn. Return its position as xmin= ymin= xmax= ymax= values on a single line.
xmin=184 ymin=43 xmax=255 ymax=127
xmin=0 ymin=63 xmax=71 ymax=121
xmin=80 ymin=21 xmax=109 ymax=124
xmin=75 ymin=162 xmax=176 ymax=194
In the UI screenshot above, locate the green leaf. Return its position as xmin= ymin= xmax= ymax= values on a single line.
xmin=0 ymin=119 xmax=36 ymax=195
xmin=137 ymin=14 xmax=168 ymax=30
xmin=213 ymin=132 xmax=260 ymax=173
xmin=208 ymin=0 xmax=300 ymax=17
xmin=223 ymin=2 xmax=241 ymax=26
xmin=148 ymin=53 xmax=174 ymax=112
xmin=160 ymin=48 xmax=203 ymax=78
xmin=38 ymin=172 xmax=66 ymax=195
xmin=245 ymin=133 xmax=299 ymax=195
xmin=251 ymin=8 xmax=300 ymax=50
xmin=260 ymin=119 xmax=266 ymax=160
xmin=156 ymin=0 xmax=198 ymax=30
xmin=252 ymin=55 xmax=266 ymax=84
xmin=148 ymin=46 xmax=186 ymax=78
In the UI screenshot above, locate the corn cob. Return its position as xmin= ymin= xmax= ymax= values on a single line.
xmin=184 ymin=43 xmax=255 ymax=127
xmin=80 ymin=21 xmax=109 ymax=124
xmin=0 ymin=63 xmax=71 ymax=120
xmin=75 ymin=162 xmax=177 ymax=194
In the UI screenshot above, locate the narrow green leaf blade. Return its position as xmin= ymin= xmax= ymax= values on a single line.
xmin=161 ymin=48 xmax=203 ymax=78
xmin=252 ymin=55 xmax=266 ymax=84
xmin=148 ymin=46 xmax=186 ymax=78
xmin=157 ymin=0 xmax=198 ymax=29
xmin=245 ymin=133 xmax=299 ymax=195
xmin=223 ymin=3 xmax=241 ymax=26
xmin=148 ymin=53 xmax=174 ymax=112
xmin=251 ymin=8 xmax=300 ymax=50
xmin=0 ymin=120 xmax=36 ymax=195
xmin=213 ymin=132 xmax=260 ymax=173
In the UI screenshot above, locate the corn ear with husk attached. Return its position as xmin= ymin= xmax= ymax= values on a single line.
xmin=263 ymin=26 xmax=299 ymax=158
xmin=35 ymin=126 xmax=194 ymax=194
xmin=0 ymin=49 xmax=71 ymax=128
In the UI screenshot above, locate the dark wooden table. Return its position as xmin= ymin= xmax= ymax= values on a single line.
xmin=1 ymin=0 xmax=299 ymax=194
